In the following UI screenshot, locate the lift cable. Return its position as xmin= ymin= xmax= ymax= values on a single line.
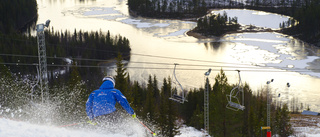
xmin=1 ymin=53 xmax=314 ymax=72
xmin=1 ymin=62 xmax=318 ymax=73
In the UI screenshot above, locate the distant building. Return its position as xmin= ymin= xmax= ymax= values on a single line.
xmin=301 ymin=110 xmax=320 ymax=116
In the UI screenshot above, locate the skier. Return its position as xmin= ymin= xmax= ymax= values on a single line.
xmin=86 ymin=76 xmax=136 ymax=127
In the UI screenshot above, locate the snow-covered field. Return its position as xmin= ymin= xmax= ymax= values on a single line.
xmin=0 ymin=118 xmax=112 ymax=137
xmin=294 ymin=127 xmax=320 ymax=137
xmin=2 ymin=116 xmax=320 ymax=137
xmin=291 ymin=114 xmax=320 ymax=137
xmin=0 ymin=118 xmax=206 ymax=137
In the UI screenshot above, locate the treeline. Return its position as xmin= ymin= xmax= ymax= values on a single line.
xmin=281 ymin=0 xmax=320 ymax=45
xmin=192 ymin=12 xmax=240 ymax=36
xmin=44 ymin=28 xmax=131 ymax=64
xmin=127 ymin=0 xmax=308 ymax=19
xmin=0 ymin=0 xmax=38 ymax=34
xmin=0 ymin=54 xmax=294 ymax=136
xmin=128 ymin=0 xmax=208 ymax=18
xmin=45 ymin=28 xmax=131 ymax=89
xmin=0 ymin=28 xmax=131 ymax=85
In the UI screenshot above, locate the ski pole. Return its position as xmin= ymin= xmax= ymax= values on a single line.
xmin=135 ymin=118 xmax=157 ymax=136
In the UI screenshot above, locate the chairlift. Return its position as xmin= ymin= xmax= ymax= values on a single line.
xmin=226 ymin=70 xmax=245 ymax=111
xmin=169 ymin=63 xmax=187 ymax=103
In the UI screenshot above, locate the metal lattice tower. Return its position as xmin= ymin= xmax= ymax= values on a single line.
xmin=36 ymin=20 xmax=50 ymax=103
xmin=286 ymin=83 xmax=290 ymax=110
xmin=267 ymin=83 xmax=270 ymax=129
xmin=204 ymin=69 xmax=211 ymax=136
xmin=266 ymin=79 xmax=273 ymax=131
xmin=204 ymin=77 xmax=209 ymax=133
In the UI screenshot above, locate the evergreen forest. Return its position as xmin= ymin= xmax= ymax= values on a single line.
xmin=0 ymin=29 xmax=131 ymax=89
xmin=193 ymin=11 xmax=240 ymax=36
xmin=128 ymin=0 xmax=208 ymax=18
xmin=280 ymin=0 xmax=320 ymax=45
xmin=0 ymin=0 xmax=38 ymax=34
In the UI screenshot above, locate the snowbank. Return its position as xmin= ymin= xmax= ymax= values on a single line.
xmin=3 ymin=117 xmax=320 ymax=137
xmin=0 ymin=118 xmax=143 ymax=137
xmin=175 ymin=125 xmax=207 ymax=137
xmin=0 ymin=118 xmax=208 ymax=137
xmin=293 ymin=127 xmax=320 ymax=137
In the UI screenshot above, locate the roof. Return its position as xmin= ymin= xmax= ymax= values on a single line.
xmin=301 ymin=110 xmax=320 ymax=116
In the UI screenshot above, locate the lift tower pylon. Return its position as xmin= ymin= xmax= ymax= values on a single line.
xmin=36 ymin=20 xmax=50 ymax=103
xmin=204 ymin=68 xmax=211 ymax=136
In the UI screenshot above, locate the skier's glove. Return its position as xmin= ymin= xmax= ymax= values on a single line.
xmin=132 ymin=113 xmax=136 ymax=119
xmin=87 ymin=120 xmax=97 ymax=125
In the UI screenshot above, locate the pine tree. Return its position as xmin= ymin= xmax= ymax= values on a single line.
xmin=189 ymin=104 xmax=204 ymax=129
xmin=211 ymin=69 xmax=229 ymax=136
xmin=143 ymin=75 xmax=156 ymax=121
xmin=277 ymin=104 xmax=293 ymax=137
xmin=131 ymin=81 xmax=144 ymax=114
xmin=153 ymin=75 xmax=160 ymax=104
xmin=115 ymin=53 xmax=129 ymax=96
xmin=159 ymin=78 xmax=179 ymax=137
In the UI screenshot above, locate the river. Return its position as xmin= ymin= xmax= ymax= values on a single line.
xmin=36 ymin=0 xmax=320 ymax=111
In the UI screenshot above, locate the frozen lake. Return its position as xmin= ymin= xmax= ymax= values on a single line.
xmin=36 ymin=0 xmax=320 ymax=111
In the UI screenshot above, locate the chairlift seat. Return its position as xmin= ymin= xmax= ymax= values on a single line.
xmin=169 ymin=97 xmax=183 ymax=103
xmin=227 ymin=101 xmax=245 ymax=110
xmin=226 ymin=70 xmax=245 ymax=111
xmin=173 ymin=94 xmax=183 ymax=100
xmin=169 ymin=94 xmax=187 ymax=103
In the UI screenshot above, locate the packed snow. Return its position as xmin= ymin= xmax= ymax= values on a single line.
xmin=2 ymin=116 xmax=320 ymax=137
xmin=0 ymin=116 xmax=150 ymax=137
xmin=0 ymin=118 xmax=112 ymax=137
xmin=294 ymin=127 xmax=320 ymax=137
xmin=0 ymin=117 xmax=207 ymax=137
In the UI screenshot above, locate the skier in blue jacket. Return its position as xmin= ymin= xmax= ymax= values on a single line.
xmin=86 ymin=76 xmax=136 ymax=125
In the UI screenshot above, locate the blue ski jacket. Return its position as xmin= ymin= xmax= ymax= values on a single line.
xmin=86 ymin=80 xmax=134 ymax=120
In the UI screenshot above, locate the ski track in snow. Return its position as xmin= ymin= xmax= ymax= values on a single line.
xmin=0 ymin=117 xmax=147 ymax=137
xmin=1 ymin=117 xmax=320 ymax=137
xmin=0 ymin=118 xmax=112 ymax=137
xmin=0 ymin=118 xmax=208 ymax=137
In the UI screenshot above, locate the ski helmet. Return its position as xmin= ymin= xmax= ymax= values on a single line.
xmin=102 ymin=76 xmax=115 ymax=86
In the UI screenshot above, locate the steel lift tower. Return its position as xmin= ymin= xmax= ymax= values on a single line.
xmin=36 ymin=20 xmax=50 ymax=103
xmin=204 ymin=68 xmax=211 ymax=136
xmin=266 ymin=79 xmax=274 ymax=137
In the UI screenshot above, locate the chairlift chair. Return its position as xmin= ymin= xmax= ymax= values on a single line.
xmin=170 ymin=88 xmax=185 ymax=103
xmin=169 ymin=63 xmax=187 ymax=103
xmin=226 ymin=70 xmax=245 ymax=111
